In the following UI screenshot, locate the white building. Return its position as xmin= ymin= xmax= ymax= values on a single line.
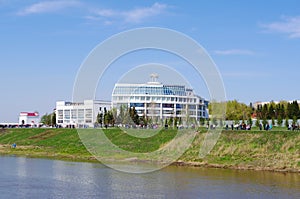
xmin=19 ymin=112 xmax=39 ymax=126
xmin=254 ymin=100 xmax=300 ymax=109
xmin=112 ymin=74 xmax=209 ymax=124
xmin=55 ymin=100 xmax=111 ymax=128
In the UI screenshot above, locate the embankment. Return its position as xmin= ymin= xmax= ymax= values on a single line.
xmin=0 ymin=128 xmax=299 ymax=172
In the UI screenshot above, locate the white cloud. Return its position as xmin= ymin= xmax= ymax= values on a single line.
xmin=90 ymin=2 xmax=168 ymax=24
xmin=213 ymin=49 xmax=254 ymax=55
xmin=123 ymin=2 xmax=167 ymax=23
xmin=17 ymin=0 xmax=81 ymax=16
xmin=261 ymin=16 xmax=300 ymax=38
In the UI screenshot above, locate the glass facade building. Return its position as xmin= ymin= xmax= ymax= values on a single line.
xmin=112 ymin=80 xmax=209 ymax=123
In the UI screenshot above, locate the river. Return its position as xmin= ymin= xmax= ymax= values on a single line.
xmin=0 ymin=156 xmax=299 ymax=198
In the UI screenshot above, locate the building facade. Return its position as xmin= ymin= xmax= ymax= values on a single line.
xmin=112 ymin=77 xmax=209 ymax=124
xmin=55 ymin=100 xmax=111 ymax=127
xmin=19 ymin=112 xmax=40 ymax=126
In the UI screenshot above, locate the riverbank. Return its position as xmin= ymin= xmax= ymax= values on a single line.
xmin=0 ymin=128 xmax=299 ymax=173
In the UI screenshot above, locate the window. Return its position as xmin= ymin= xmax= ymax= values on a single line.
xmin=85 ymin=109 xmax=92 ymax=118
xmin=71 ymin=109 xmax=77 ymax=119
xmin=130 ymin=103 xmax=144 ymax=108
xmin=188 ymin=105 xmax=196 ymax=109
xmin=78 ymin=109 xmax=84 ymax=119
xmin=64 ymin=110 xmax=70 ymax=119
xmin=162 ymin=103 xmax=174 ymax=108
xmin=176 ymin=104 xmax=183 ymax=109
xmin=57 ymin=110 xmax=63 ymax=119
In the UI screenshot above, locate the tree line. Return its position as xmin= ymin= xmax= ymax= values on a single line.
xmin=217 ymin=100 xmax=300 ymax=123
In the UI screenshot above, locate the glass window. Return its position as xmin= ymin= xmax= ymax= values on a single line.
xmin=64 ymin=110 xmax=70 ymax=119
xmin=57 ymin=110 xmax=63 ymax=119
xmin=85 ymin=109 xmax=92 ymax=118
xmin=78 ymin=109 xmax=84 ymax=119
xmin=71 ymin=109 xmax=77 ymax=119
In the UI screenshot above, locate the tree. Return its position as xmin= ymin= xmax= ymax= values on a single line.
xmin=174 ymin=117 xmax=178 ymax=127
xmin=168 ymin=117 xmax=173 ymax=127
xmin=287 ymin=101 xmax=300 ymax=119
xmin=262 ymin=104 xmax=268 ymax=119
xmin=277 ymin=115 xmax=283 ymax=127
xmin=293 ymin=115 xmax=297 ymax=125
xmin=285 ymin=117 xmax=289 ymax=128
xmin=247 ymin=117 xmax=253 ymax=126
xmin=96 ymin=112 xmax=103 ymax=127
xmin=271 ymin=117 xmax=275 ymax=126
xmin=108 ymin=110 xmax=115 ymax=126
xmin=268 ymin=103 xmax=275 ymax=119
xmin=178 ymin=117 xmax=182 ymax=125
xmin=262 ymin=118 xmax=268 ymax=129
xmin=225 ymin=100 xmax=250 ymax=120
xmin=51 ymin=112 xmax=56 ymax=126
xmin=199 ymin=117 xmax=205 ymax=126
xmin=129 ymin=107 xmax=140 ymax=125
xmin=41 ymin=112 xmax=56 ymax=126
xmin=255 ymin=117 xmax=260 ymax=127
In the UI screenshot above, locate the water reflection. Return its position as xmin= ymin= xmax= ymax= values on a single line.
xmin=0 ymin=156 xmax=299 ymax=199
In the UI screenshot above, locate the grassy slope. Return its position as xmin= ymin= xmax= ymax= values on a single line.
xmin=0 ymin=128 xmax=299 ymax=171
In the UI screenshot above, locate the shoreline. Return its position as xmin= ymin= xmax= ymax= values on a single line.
xmin=1 ymin=144 xmax=299 ymax=173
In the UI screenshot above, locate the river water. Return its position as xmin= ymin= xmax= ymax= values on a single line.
xmin=0 ymin=156 xmax=299 ymax=199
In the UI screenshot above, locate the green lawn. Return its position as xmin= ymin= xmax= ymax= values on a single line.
xmin=0 ymin=127 xmax=299 ymax=172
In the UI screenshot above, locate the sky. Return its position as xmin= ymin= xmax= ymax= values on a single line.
xmin=1 ymin=0 xmax=300 ymax=122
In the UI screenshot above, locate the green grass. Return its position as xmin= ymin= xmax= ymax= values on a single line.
xmin=104 ymin=128 xmax=177 ymax=153
xmin=0 ymin=128 xmax=299 ymax=172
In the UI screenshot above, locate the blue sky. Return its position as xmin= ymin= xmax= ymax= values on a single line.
xmin=1 ymin=0 xmax=300 ymax=122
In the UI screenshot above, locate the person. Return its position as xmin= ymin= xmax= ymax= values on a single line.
xmin=231 ymin=123 xmax=234 ymax=130
xmin=266 ymin=124 xmax=269 ymax=131
xmin=259 ymin=123 xmax=262 ymax=130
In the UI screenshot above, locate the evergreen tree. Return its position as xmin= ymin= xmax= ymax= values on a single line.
xmin=255 ymin=117 xmax=260 ymax=127
xmin=129 ymin=107 xmax=139 ymax=125
xmin=51 ymin=112 xmax=56 ymax=126
xmin=262 ymin=104 xmax=268 ymax=119
xmin=168 ymin=117 xmax=173 ymax=127
xmin=271 ymin=117 xmax=275 ymax=126
xmin=247 ymin=117 xmax=253 ymax=126
xmin=174 ymin=117 xmax=178 ymax=127
xmin=277 ymin=115 xmax=283 ymax=127
xmin=262 ymin=118 xmax=268 ymax=129
xmin=293 ymin=115 xmax=297 ymax=125
xmin=268 ymin=103 xmax=275 ymax=119
xmin=285 ymin=117 xmax=289 ymax=128
xmin=97 ymin=112 xmax=103 ymax=127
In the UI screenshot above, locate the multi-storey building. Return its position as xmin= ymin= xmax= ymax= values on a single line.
xmin=112 ymin=74 xmax=208 ymax=124
xmin=55 ymin=100 xmax=111 ymax=127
